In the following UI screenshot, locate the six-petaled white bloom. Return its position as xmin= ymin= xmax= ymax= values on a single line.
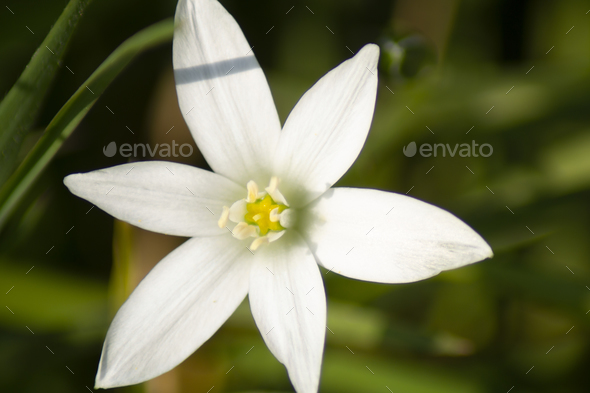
xmin=64 ymin=0 xmax=493 ymax=391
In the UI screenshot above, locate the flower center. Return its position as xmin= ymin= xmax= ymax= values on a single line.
xmin=218 ymin=177 xmax=292 ymax=251
xmin=244 ymin=194 xmax=287 ymax=235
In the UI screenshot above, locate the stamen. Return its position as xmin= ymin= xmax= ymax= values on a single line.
xmin=269 ymin=207 xmax=280 ymax=223
xmin=267 ymin=230 xmax=285 ymax=243
xmin=249 ymin=230 xmax=285 ymax=252
xmin=250 ymin=236 xmax=269 ymax=250
xmin=229 ymin=200 xmax=248 ymax=223
xmin=246 ymin=181 xmax=259 ymax=203
xmin=233 ymin=222 xmax=257 ymax=240
xmin=218 ymin=206 xmax=230 ymax=228
xmin=253 ymin=214 xmax=263 ymax=221
xmin=267 ymin=176 xmax=279 ymax=193
xmin=265 ymin=177 xmax=288 ymax=206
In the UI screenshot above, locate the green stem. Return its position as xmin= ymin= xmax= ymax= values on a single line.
xmin=0 ymin=19 xmax=174 ymax=231
xmin=0 ymin=0 xmax=93 ymax=184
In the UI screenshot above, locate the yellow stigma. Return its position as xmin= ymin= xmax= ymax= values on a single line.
xmin=244 ymin=194 xmax=287 ymax=235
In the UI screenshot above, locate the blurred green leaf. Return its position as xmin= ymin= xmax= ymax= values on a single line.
xmin=483 ymin=262 xmax=590 ymax=320
xmin=231 ymin=343 xmax=483 ymax=393
xmin=0 ymin=18 xmax=174 ymax=232
xmin=0 ymin=0 xmax=92 ymax=184
xmin=321 ymin=350 xmax=483 ymax=393
xmin=0 ymin=260 xmax=107 ymax=332
xmin=109 ymin=220 xmax=136 ymax=315
xmin=325 ymin=301 xmax=387 ymax=349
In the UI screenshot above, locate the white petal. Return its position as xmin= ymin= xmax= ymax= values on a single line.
xmin=273 ymin=44 xmax=379 ymax=207
xmin=173 ymin=0 xmax=281 ymax=186
xmin=249 ymin=231 xmax=326 ymax=393
xmin=95 ymin=235 xmax=251 ymax=388
xmin=302 ymin=188 xmax=493 ymax=284
xmin=64 ymin=162 xmax=244 ymax=237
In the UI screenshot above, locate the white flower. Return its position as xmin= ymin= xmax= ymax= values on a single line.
xmin=64 ymin=0 xmax=493 ymax=391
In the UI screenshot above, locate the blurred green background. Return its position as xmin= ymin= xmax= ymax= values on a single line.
xmin=1 ymin=0 xmax=589 ymax=392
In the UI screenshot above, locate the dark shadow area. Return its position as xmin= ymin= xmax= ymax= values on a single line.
xmin=173 ymin=55 xmax=259 ymax=85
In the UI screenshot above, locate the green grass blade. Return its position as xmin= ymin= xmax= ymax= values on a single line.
xmin=0 ymin=18 xmax=174 ymax=231
xmin=0 ymin=0 xmax=92 ymax=184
